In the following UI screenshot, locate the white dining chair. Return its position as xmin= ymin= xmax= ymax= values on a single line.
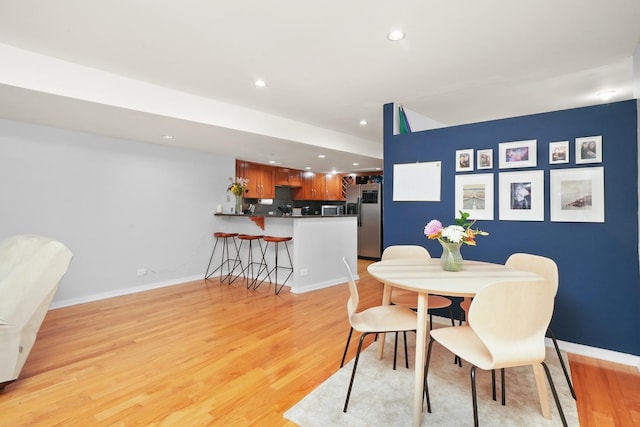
xmin=426 ymin=279 xmax=568 ymax=427
xmin=504 ymin=253 xmax=576 ymax=399
xmin=339 ymin=257 xmax=418 ymax=413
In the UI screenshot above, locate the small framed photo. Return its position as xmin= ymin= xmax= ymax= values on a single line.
xmin=499 ymin=170 xmax=544 ymax=221
xmin=575 ymin=136 xmax=602 ymax=164
xmin=456 ymin=149 xmax=474 ymax=172
xmin=498 ymin=139 xmax=537 ymax=169
xmin=455 ymin=173 xmax=494 ymax=220
xmin=550 ymin=167 xmax=604 ymax=222
xmin=477 ymin=149 xmax=493 ymax=170
xmin=549 ymin=141 xmax=569 ymax=164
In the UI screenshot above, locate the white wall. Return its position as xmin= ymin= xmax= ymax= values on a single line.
xmin=0 ymin=119 xmax=234 ymax=307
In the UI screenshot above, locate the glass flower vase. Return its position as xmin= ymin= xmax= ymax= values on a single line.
xmin=235 ymin=194 xmax=243 ymax=214
xmin=439 ymin=241 xmax=463 ymax=271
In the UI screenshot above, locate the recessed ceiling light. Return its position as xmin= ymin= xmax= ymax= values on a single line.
xmin=353 ymin=162 xmax=359 ymax=166
xmin=359 ymin=120 xmax=367 ymax=126
xmin=596 ymin=90 xmax=616 ymax=100
xmin=375 ymin=167 xmax=382 ymax=170
xmin=318 ymin=154 xmax=326 ymax=158
xmin=387 ymin=30 xmax=405 ymax=41
xmin=268 ymin=160 xmax=276 ymax=164
xmin=255 ymin=80 xmax=267 ymax=88
xmin=162 ymin=135 xmax=173 ymax=139
xmin=305 ymin=166 xmax=311 ymax=170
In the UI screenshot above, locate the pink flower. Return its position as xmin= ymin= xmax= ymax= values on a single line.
xmin=424 ymin=219 xmax=443 ymax=238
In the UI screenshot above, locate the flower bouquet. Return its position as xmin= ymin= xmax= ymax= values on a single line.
xmin=228 ymin=177 xmax=249 ymax=213
xmin=424 ymin=211 xmax=488 ymax=271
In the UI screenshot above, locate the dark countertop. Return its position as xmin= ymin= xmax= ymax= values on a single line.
xmin=215 ymin=213 xmax=356 ymax=218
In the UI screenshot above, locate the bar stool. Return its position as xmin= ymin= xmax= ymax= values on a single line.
xmin=256 ymin=235 xmax=293 ymax=295
xmin=237 ymin=234 xmax=266 ymax=289
xmin=204 ymin=232 xmax=241 ymax=283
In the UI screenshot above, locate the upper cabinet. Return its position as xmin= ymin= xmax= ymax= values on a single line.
xmin=294 ymin=172 xmax=344 ymax=201
xmin=237 ymin=159 xmax=344 ymax=201
xmin=274 ymin=167 xmax=302 ymax=187
xmin=236 ymin=160 xmax=275 ymax=199
xmin=323 ymin=173 xmax=343 ymax=201
xmin=294 ymin=172 xmax=321 ymax=200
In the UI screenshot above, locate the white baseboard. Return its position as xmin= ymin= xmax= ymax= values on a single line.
xmin=49 ymin=274 xmax=203 ymax=309
xmin=431 ymin=314 xmax=640 ymax=368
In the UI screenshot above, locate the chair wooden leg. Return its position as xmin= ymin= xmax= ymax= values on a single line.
xmin=548 ymin=327 xmax=576 ymax=399
xmin=340 ymin=327 xmax=354 ymax=368
xmin=343 ymin=333 xmax=369 ymax=412
xmin=542 ymin=361 xmax=568 ymax=427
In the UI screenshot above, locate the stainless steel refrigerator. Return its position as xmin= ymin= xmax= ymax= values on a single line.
xmin=345 ymin=183 xmax=382 ymax=259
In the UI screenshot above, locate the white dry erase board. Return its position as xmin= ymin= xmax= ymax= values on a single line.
xmin=393 ymin=161 xmax=441 ymax=201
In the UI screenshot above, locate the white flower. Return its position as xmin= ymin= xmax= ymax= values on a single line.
xmin=441 ymin=225 xmax=466 ymax=243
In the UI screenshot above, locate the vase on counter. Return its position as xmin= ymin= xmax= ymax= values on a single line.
xmin=439 ymin=240 xmax=463 ymax=272
xmin=235 ymin=194 xmax=243 ymax=215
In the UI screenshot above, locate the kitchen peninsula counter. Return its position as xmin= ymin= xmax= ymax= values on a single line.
xmin=213 ymin=214 xmax=357 ymax=293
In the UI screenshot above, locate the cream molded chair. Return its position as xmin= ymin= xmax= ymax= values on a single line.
xmin=0 ymin=235 xmax=73 ymax=389
xmin=339 ymin=257 xmax=417 ymax=413
xmin=504 ymin=253 xmax=575 ymax=399
xmin=382 ymin=245 xmax=456 ymax=369
xmin=426 ymin=279 xmax=568 ymax=427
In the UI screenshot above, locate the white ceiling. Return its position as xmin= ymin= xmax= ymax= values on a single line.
xmin=0 ymin=0 xmax=639 ymax=173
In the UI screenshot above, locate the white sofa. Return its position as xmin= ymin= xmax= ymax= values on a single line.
xmin=0 ymin=235 xmax=72 ymax=389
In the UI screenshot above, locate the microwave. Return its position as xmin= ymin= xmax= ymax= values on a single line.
xmin=321 ymin=205 xmax=344 ymax=216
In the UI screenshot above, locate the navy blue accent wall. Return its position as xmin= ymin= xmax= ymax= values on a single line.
xmin=382 ymin=100 xmax=639 ymax=355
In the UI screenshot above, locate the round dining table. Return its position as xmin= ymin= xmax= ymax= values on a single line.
xmin=367 ymin=258 xmax=546 ymax=427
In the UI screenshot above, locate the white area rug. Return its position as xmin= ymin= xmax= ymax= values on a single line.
xmin=284 ymin=333 xmax=578 ymax=426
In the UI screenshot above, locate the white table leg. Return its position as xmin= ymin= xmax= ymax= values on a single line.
xmin=377 ymin=283 xmax=393 ymax=359
xmin=413 ymin=292 xmax=429 ymax=427
xmin=532 ymin=363 xmax=551 ymax=418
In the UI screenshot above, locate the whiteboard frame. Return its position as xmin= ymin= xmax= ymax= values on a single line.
xmin=393 ymin=161 xmax=441 ymax=201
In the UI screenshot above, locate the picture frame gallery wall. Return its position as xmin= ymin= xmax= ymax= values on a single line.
xmin=382 ymin=100 xmax=639 ymax=356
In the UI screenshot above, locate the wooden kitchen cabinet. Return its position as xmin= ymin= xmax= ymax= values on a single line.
xmin=294 ymin=172 xmax=343 ymax=201
xmin=236 ymin=160 xmax=275 ymax=199
xmin=294 ymin=172 xmax=322 ymax=200
xmin=323 ymin=173 xmax=343 ymax=201
xmin=274 ymin=167 xmax=302 ymax=187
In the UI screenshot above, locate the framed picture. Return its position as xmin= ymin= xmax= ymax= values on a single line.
xmin=498 ymin=170 xmax=544 ymax=221
xmin=455 ymin=173 xmax=494 ymax=220
xmin=549 ymin=141 xmax=569 ymax=164
xmin=575 ymin=136 xmax=602 ymax=164
xmin=498 ymin=139 xmax=537 ymax=169
xmin=550 ymin=167 xmax=604 ymax=222
xmin=477 ymin=149 xmax=493 ymax=170
xmin=456 ymin=149 xmax=474 ymax=172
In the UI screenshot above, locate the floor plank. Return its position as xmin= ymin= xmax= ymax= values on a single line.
xmin=0 ymin=259 xmax=638 ymax=426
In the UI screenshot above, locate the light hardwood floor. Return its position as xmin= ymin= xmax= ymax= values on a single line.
xmin=1 ymin=259 xmax=638 ymax=426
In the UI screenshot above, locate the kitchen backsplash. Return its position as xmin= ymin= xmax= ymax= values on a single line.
xmin=245 ymin=186 xmax=343 ymax=216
